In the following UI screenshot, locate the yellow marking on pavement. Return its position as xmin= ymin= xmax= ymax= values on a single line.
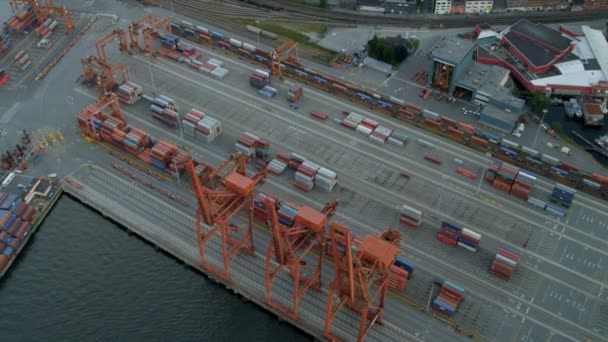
xmin=48 ymin=132 xmax=57 ymax=144
xmin=56 ymin=129 xmax=64 ymax=141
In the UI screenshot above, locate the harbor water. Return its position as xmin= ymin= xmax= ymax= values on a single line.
xmin=0 ymin=196 xmax=311 ymax=341
xmin=545 ymin=105 xmax=608 ymax=166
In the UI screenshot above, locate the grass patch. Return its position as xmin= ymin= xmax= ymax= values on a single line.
xmin=229 ymin=18 xmax=342 ymax=62
xmin=550 ymin=122 xmax=577 ymax=146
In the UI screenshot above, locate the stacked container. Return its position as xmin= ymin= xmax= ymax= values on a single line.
xmin=14 ymin=50 xmax=31 ymax=71
xmin=253 ymin=192 xmax=275 ymax=222
xmin=0 ymin=68 xmax=9 ymax=87
xmin=210 ymin=67 xmax=229 ymax=79
xmin=432 ymin=280 xmax=464 ymax=316
xmin=287 ymin=86 xmax=303 ymax=103
xmin=370 ymin=125 xmax=393 ymax=144
xmin=117 ymin=82 xmax=143 ymax=105
xmin=458 ymin=228 xmax=482 ymax=252
xmin=181 ymin=108 xmax=222 ymax=143
xmin=150 ymin=141 xmax=178 ymax=171
xmin=124 ymin=128 xmax=148 ymax=155
xmin=161 ymin=34 xmax=179 ymax=50
xmin=289 ymin=153 xmax=306 ymax=171
xmin=294 ymin=160 xmax=319 ymax=192
xmin=180 ymin=108 xmax=203 ymax=138
xmin=399 ymin=204 xmax=423 ymax=229
xmin=437 ymin=220 xmax=461 ymax=246
xmin=357 ymin=118 xmax=379 ymax=137
xmin=550 ymin=183 xmax=576 ymax=209
xmin=0 ymin=35 xmax=11 ymax=58
xmin=151 ymin=95 xmax=178 ymax=111
xmin=250 ymin=69 xmax=270 ymax=89
xmin=235 ymin=132 xmax=260 ymax=158
xmin=259 ymin=85 xmax=277 ymax=97
xmin=278 ymin=203 xmax=299 ymax=227
xmin=389 ymin=130 xmax=410 ymax=146
xmin=387 ymin=264 xmax=408 ymax=292
xmin=393 ymin=256 xmax=415 ymax=278
xmin=490 ymin=245 xmax=521 ymax=280
xmin=6 ymin=7 xmax=36 ymax=34
xmin=510 ymin=169 xmax=537 ymax=201
xmin=35 ymin=19 xmax=57 ymax=39
xmin=267 ymin=154 xmax=289 ymax=175
xmin=341 ymin=112 xmax=364 ymax=129
xmin=0 ymin=192 xmax=37 ymax=272
xmin=150 ymin=103 xmax=178 ymax=127
xmin=315 ymin=167 xmax=338 ymax=192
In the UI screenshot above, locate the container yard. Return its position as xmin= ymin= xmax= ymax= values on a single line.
xmin=1 ymin=2 xmax=608 ymax=342
xmin=0 ymin=177 xmax=62 ymax=278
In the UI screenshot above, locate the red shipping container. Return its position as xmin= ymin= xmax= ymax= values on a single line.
xmin=0 ymin=255 xmax=8 ymax=270
xmin=447 ymin=127 xmax=465 ymax=139
xmin=470 ymin=136 xmax=488 ymax=147
xmin=424 ymin=155 xmax=442 ymax=165
xmin=424 ymin=119 xmax=441 ymax=129
xmin=510 ymin=184 xmax=530 ymax=201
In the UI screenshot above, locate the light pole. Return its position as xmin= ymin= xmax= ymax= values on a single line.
xmin=532 ymin=108 xmax=548 ymax=150
xmin=476 ymin=167 xmax=485 ymax=197
xmin=173 ymin=159 xmax=180 ymax=186
xmin=256 ymin=20 xmax=261 ymax=48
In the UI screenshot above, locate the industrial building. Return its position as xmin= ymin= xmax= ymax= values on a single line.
xmin=475 ymin=20 xmax=608 ymax=97
xmin=434 ymin=0 xmax=493 ymax=14
xmin=434 ymin=0 xmax=453 ymax=13
xmin=356 ymin=0 xmax=417 ymax=13
xmin=505 ymin=0 xmax=572 ymax=10
xmin=464 ymin=0 xmax=494 ymax=13
xmin=429 ymin=36 xmax=525 ymax=132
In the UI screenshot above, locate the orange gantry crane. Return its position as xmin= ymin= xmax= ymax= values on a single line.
xmin=81 ymin=56 xmax=128 ymax=96
xmin=263 ymin=196 xmax=339 ymax=320
xmin=78 ymin=92 xmax=124 ymax=139
xmin=324 ymin=224 xmax=401 ymax=342
xmin=10 ymin=0 xmax=74 ymax=33
xmin=270 ymin=39 xmax=298 ymax=80
xmin=184 ymin=154 xmax=267 ymax=282
xmin=128 ymin=15 xmax=171 ymax=56
xmin=96 ymin=28 xmax=130 ymax=65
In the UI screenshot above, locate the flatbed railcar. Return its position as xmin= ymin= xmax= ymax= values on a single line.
xmin=166 ymin=22 xmax=608 ymax=201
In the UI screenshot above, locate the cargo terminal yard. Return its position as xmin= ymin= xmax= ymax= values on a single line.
xmin=1 ymin=1 xmax=608 ymax=341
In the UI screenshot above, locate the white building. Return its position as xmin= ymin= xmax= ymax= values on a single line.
xmin=465 ymin=0 xmax=493 ymax=13
xmin=434 ymin=0 xmax=452 ymax=14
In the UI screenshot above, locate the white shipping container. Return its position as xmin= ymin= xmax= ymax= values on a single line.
xmin=387 ymin=137 xmax=404 ymax=147
xmin=48 ymin=20 xmax=58 ymax=30
xmin=458 ymin=242 xmax=478 ymax=252
xmin=461 ymin=228 xmax=482 ymax=241
xmin=42 ymin=18 xmax=53 ymax=27
xmin=356 ymin=125 xmax=372 ymax=135
xmin=242 ymin=43 xmax=256 ymax=52
xmin=254 ymin=69 xmax=270 ymax=79
xmin=196 ymin=25 xmax=208 ymax=33
xmin=208 ymin=58 xmax=224 ymax=66
xmin=495 ymin=253 xmax=517 ymax=267
xmin=229 ymin=38 xmax=243 ymax=48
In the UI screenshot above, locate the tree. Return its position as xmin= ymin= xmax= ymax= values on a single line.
xmin=319 ymin=0 xmax=328 ymax=8
xmin=528 ymin=92 xmax=549 ymax=115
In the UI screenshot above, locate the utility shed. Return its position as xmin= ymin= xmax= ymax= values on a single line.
xmin=479 ymin=103 xmax=520 ymax=133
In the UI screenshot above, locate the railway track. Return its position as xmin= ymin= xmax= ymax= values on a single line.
xmin=155 ymin=0 xmax=336 ymax=61
xmin=242 ymin=0 xmax=608 ymax=27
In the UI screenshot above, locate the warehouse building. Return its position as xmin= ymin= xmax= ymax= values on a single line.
xmin=476 ymin=20 xmax=608 ymax=96
xmin=429 ymin=35 xmax=525 ymax=132
xmin=434 ymin=0 xmax=453 ymax=13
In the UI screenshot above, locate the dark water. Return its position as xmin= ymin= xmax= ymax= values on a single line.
xmin=545 ymin=105 xmax=608 ymax=166
xmin=0 ymin=196 xmax=311 ymax=342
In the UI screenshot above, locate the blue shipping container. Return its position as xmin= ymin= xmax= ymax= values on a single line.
xmin=377 ymin=100 xmax=393 ymax=110
xmin=550 ymin=166 xmax=568 ymax=177
xmin=2 ymin=246 xmax=14 ymax=256
xmin=441 ymin=220 xmax=461 ymax=233
xmin=394 ymin=256 xmax=415 ymax=274
xmin=500 ymin=147 xmax=518 ymax=157
xmin=482 ymin=131 xmax=500 ymax=141
xmin=211 ymin=32 xmax=224 ymax=39
xmin=545 ymin=203 xmax=566 ymax=217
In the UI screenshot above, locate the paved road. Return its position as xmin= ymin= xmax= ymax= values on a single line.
xmin=89 ymin=46 xmax=608 ymax=340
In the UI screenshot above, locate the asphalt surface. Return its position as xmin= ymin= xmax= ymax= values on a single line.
xmin=1 ymin=2 xmax=608 ymax=342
